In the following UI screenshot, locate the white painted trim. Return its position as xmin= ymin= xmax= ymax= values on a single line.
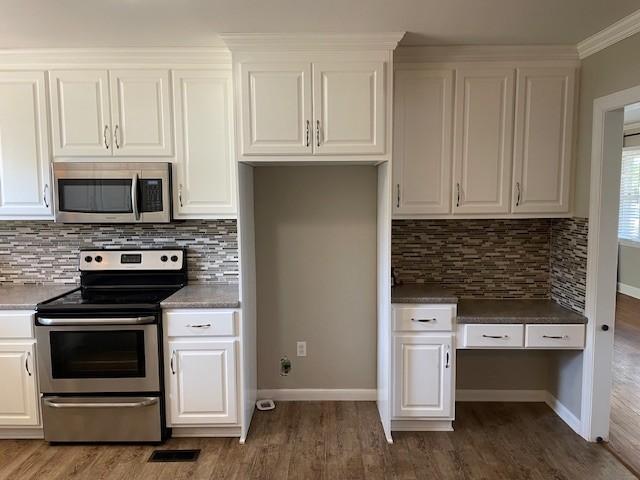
xmin=257 ymin=389 xmax=377 ymax=401
xmin=545 ymin=392 xmax=582 ymax=433
xmin=577 ymin=8 xmax=640 ymax=59
xmin=391 ymin=420 xmax=453 ymax=431
xmin=617 ymin=282 xmax=640 ymax=299
xmin=393 ymin=212 xmax=573 ymax=220
xmin=0 ymin=428 xmax=44 ymax=439
xmin=395 ymin=45 xmax=579 ymax=63
xmin=220 ymin=33 xmax=405 ymax=52
xmin=456 ymin=389 xmax=547 ymax=402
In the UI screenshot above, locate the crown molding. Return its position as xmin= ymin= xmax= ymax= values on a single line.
xmin=577 ymin=8 xmax=640 ymax=59
xmin=0 ymin=47 xmax=231 ymax=67
xmin=219 ymin=33 xmax=405 ymax=52
xmin=394 ymin=45 xmax=579 ymax=63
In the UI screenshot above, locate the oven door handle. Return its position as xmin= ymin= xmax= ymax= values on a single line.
xmin=38 ymin=316 xmax=156 ymax=326
xmin=43 ymin=397 xmax=158 ymax=409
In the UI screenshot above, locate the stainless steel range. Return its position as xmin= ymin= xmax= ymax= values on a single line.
xmin=35 ymin=248 xmax=187 ymax=443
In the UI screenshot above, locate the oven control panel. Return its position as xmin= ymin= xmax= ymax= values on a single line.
xmin=80 ymin=250 xmax=185 ymax=271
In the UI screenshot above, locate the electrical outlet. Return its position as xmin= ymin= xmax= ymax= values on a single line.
xmin=297 ymin=341 xmax=307 ymax=357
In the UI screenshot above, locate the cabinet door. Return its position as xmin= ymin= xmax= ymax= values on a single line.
xmin=172 ymin=70 xmax=237 ymax=218
xmin=393 ymin=68 xmax=453 ymax=214
xmin=0 ymin=342 xmax=39 ymax=426
xmin=240 ymin=62 xmax=312 ymax=155
xmin=168 ymin=340 xmax=237 ymax=425
xmin=109 ymin=69 xmax=173 ymax=156
xmin=512 ymin=67 xmax=575 ymax=213
xmin=313 ymin=61 xmax=385 ymax=155
xmin=49 ymin=70 xmax=112 ymax=156
xmin=453 ymin=68 xmax=515 ymax=214
xmin=393 ymin=335 xmax=452 ymax=418
xmin=0 ymin=71 xmax=52 ymax=218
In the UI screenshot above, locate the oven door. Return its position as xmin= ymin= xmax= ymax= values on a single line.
xmin=35 ymin=317 xmax=160 ymax=394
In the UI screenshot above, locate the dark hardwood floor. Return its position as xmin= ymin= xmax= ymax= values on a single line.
xmin=610 ymin=293 xmax=640 ymax=475
xmin=0 ymin=401 xmax=632 ymax=480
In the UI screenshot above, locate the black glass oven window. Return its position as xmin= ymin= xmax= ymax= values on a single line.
xmin=58 ymin=179 xmax=133 ymax=213
xmin=50 ymin=330 xmax=145 ymax=378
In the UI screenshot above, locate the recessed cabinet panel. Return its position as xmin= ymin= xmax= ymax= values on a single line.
xmin=109 ymin=70 xmax=173 ymax=156
xmin=49 ymin=70 xmax=111 ymax=156
xmin=453 ymin=68 xmax=515 ymax=214
xmin=0 ymin=342 xmax=39 ymax=426
xmin=394 ymin=68 xmax=453 ymax=214
xmin=240 ymin=63 xmax=312 ymax=155
xmin=0 ymin=71 xmax=52 ymax=218
xmin=173 ymin=70 xmax=236 ymax=217
xmin=512 ymin=68 xmax=575 ymax=213
xmin=313 ymin=62 xmax=385 ymax=155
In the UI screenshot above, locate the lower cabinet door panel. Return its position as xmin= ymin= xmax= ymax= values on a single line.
xmin=168 ymin=340 xmax=237 ymax=425
xmin=0 ymin=342 xmax=39 ymax=426
xmin=393 ymin=335 xmax=453 ymax=418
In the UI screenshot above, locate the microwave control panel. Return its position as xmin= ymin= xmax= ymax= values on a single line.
xmin=140 ymin=179 xmax=164 ymax=212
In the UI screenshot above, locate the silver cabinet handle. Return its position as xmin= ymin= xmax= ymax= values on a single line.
xmin=187 ymin=323 xmax=211 ymax=328
xmin=316 ymin=120 xmax=321 ymax=147
xmin=542 ymin=335 xmax=568 ymax=340
xmin=43 ymin=184 xmax=49 ymax=208
xmin=482 ymin=334 xmax=509 ymax=339
xmin=515 ymin=182 xmax=521 ymax=207
xmin=43 ymin=397 xmax=158 ymax=409
xmin=25 ymin=351 xmax=32 ymax=376
xmin=306 ymin=120 xmax=310 ymax=147
xmin=445 ymin=349 xmax=450 ymax=369
xmin=170 ymin=350 xmax=176 ymax=375
xmin=396 ymin=184 xmax=400 ymax=209
xmin=114 ymin=124 xmax=120 ymax=149
xmin=178 ymin=184 xmax=184 ymax=208
xmin=104 ymin=125 xmax=110 ymax=149
xmin=132 ymin=173 xmax=140 ymax=221
xmin=411 ymin=318 xmax=435 ymax=323
xmin=38 ymin=316 xmax=155 ymax=326
xmin=456 ymin=183 xmax=461 ymax=207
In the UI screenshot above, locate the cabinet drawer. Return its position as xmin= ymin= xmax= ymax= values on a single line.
xmin=462 ymin=324 xmax=524 ymax=348
xmin=525 ymin=324 xmax=585 ymax=349
xmin=166 ymin=310 xmax=236 ymax=337
xmin=394 ymin=306 xmax=454 ymax=332
xmin=0 ymin=312 xmax=34 ymax=339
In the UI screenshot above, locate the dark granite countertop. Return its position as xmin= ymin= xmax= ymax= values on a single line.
xmin=456 ymin=299 xmax=587 ymax=324
xmin=161 ymin=284 xmax=240 ymax=309
xmin=0 ymin=284 xmax=78 ymax=310
xmin=391 ymin=284 xmax=458 ymax=304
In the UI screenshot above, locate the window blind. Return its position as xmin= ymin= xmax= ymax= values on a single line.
xmin=619 ymin=150 xmax=640 ymax=244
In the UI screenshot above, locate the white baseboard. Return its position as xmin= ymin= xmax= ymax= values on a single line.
xmin=545 ymin=392 xmax=582 ymax=433
xmin=617 ymin=282 xmax=640 ymax=299
xmin=257 ymin=388 xmax=377 ymax=401
xmin=456 ymin=389 xmax=547 ymax=402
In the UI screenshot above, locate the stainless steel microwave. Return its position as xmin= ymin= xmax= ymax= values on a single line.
xmin=53 ymin=162 xmax=172 ymax=223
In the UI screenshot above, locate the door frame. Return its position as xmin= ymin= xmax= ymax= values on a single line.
xmin=581 ymin=83 xmax=640 ymax=441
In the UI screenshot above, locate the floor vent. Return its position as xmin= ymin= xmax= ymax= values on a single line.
xmin=148 ymin=449 xmax=201 ymax=462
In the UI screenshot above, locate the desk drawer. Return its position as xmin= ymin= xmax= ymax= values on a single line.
xmin=165 ymin=310 xmax=236 ymax=337
xmin=394 ymin=305 xmax=454 ymax=332
xmin=462 ymin=324 xmax=524 ymax=348
xmin=525 ymin=324 xmax=585 ymax=349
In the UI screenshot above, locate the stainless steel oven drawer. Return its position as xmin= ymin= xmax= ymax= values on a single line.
xmin=41 ymin=396 xmax=162 ymax=442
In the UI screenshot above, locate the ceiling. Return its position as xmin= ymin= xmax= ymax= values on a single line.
xmin=0 ymin=0 xmax=638 ymax=49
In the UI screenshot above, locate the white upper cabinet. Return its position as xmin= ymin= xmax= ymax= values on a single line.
xmin=173 ymin=70 xmax=237 ymax=217
xmin=109 ymin=70 xmax=173 ymax=156
xmin=49 ymin=70 xmax=112 ymax=156
xmin=512 ymin=67 xmax=575 ymax=213
xmin=453 ymin=68 xmax=515 ymax=214
xmin=240 ymin=62 xmax=312 ymax=155
xmin=313 ymin=62 xmax=385 ymax=155
xmin=393 ymin=68 xmax=453 ymax=215
xmin=0 ymin=71 xmax=52 ymax=218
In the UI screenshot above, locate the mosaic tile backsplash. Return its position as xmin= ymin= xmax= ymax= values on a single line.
xmin=550 ymin=217 xmax=589 ymax=313
xmin=0 ymin=220 xmax=238 ymax=285
xmin=392 ymin=219 xmax=552 ymax=299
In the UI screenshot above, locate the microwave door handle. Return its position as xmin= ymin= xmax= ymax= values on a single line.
xmin=132 ymin=173 xmax=140 ymax=221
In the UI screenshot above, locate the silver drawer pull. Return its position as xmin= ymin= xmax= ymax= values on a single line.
xmin=43 ymin=397 xmax=158 ymax=409
xmin=542 ymin=335 xmax=568 ymax=340
xmin=411 ymin=318 xmax=435 ymax=323
xmin=482 ymin=334 xmax=509 ymax=339
xmin=187 ymin=323 xmax=212 ymax=328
